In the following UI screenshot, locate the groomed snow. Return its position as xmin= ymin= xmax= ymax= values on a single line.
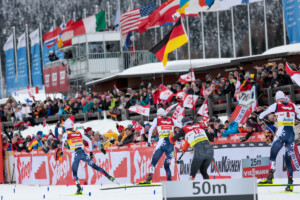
xmin=0 ymin=178 xmax=299 ymax=200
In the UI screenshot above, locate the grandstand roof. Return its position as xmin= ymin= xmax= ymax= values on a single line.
xmin=86 ymin=58 xmax=232 ymax=86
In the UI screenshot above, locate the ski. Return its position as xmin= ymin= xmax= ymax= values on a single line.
xmin=100 ymin=184 xmax=162 ymax=190
xmin=275 ymin=191 xmax=299 ymax=194
xmin=65 ymin=194 xmax=87 ymax=196
xmin=258 ymin=183 xmax=300 ymax=187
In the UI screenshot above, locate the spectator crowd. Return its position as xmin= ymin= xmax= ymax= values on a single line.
xmin=1 ymin=62 xmax=300 ymax=154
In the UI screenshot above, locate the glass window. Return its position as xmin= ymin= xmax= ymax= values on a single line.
xmin=79 ymin=43 xmax=86 ymax=57
xmin=89 ymin=42 xmax=104 ymax=54
xmin=105 ymin=41 xmax=120 ymax=53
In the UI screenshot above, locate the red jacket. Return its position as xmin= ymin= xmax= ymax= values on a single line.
xmin=152 ymin=90 xmax=161 ymax=105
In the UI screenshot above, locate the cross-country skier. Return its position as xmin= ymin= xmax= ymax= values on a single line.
xmin=60 ymin=118 xmax=115 ymax=194
xmin=170 ymin=117 xmax=214 ymax=180
xmin=258 ymin=91 xmax=300 ymax=191
xmin=139 ymin=108 xmax=182 ymax=184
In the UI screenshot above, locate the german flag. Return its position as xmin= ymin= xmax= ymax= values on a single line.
xmin=27 ymin=138 xmax=39 ymax=151
xmin=150 ymin=18 xmax=188 ymax=67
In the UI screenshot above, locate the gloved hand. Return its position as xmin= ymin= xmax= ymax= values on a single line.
xmin=109 ymin=138 xmax=116 ymax=144
xmin=60 ymin=151 xmax=63 ymax=157
xmin=90 ymin=152 xmax=94 ymax=159
xmin=147 ymin=142 xmax=151 ymax=148
xmin=101 ymin=148 xmax=106 ymax=155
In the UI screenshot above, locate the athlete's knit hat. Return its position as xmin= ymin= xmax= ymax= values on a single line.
xmin=275 ymin=91 xmax=285 ymax=100
xmin=64 ymin=118 xmax=74 ymax=129
xmin=157 ymin=108 xmax=166 ymax=116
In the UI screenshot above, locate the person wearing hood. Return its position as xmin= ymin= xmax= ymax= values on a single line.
xmin=258 ymin=91 xmax=300 ymax=192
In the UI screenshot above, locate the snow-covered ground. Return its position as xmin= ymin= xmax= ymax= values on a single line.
xmin=0 ymin=178 xmax=299 ymax=200
xmin=21 ymin=119 xmax=133 ymax=137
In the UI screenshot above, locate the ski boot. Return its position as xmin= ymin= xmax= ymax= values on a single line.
xmin=76 ymin=183 xmax=82 ymax=195
xmin=258 ymin=171 xmax=274 ymax=184
xmin=167 ymin=177 xmax=172 ymax=181
xmin=285 ymin=177 xmax=293 ymax=192
xmin=108 ymin=175 xmax=115 ymax=182
xmin=139 ymin=173 xmax=153 ymax=184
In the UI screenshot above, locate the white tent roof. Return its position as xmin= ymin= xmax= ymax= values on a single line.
xmin=263 ymin=43 xmax=300 ymax=55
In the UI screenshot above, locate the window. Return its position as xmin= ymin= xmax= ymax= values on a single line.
xmin=89 ymin=42 xmax=104 ymax=54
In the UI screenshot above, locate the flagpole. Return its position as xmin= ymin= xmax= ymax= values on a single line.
xmin=39 ymin=22 xmax=43 ymax=70
xmin=186 ymin=16 xmax=191 ymax=66
xmin=83 ymin=8 xmax=87 ymax=18
xmin=0 ymin=49 xmax=3 ymax=97
xmin=282 ymin=3 xmax=286 ymax=45
xmin=159 ymin=0 xmax=163 ymax=39
xmin=118 ymin=0 xmax=123 ymax=63
xmin=130 ymin=0 xmax=135 ymax=50
xmin=201 ymin=12 xmax=205 ymax=59
xmin=107 ymin=1 xmax=111 ymax=27
xmin=73 ymin=11 xmax=76 ymax=21
xmin=263 ymin=0 xmax=268 ymax=50
xmin=62 ymin=15 xmax=66 ymax=24
xmin=217 ymin=11 xmax=221 ymax=58
xmin=95 ymin=5 xmax=99 ymax=14
xmin=231 ymin=7 xmax=236 ymax=58
xmin=247 ymin=3 xmax=252 ymax=56
xmin=25 ymin=24 xmax=32 ymax=88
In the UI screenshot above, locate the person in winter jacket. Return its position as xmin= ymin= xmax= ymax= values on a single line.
xmin=222 ymin=116 xmax=239 ymax=137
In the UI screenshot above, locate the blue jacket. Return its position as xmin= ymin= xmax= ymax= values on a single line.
xmin=222 ymin=121 xmax=239 ymax=137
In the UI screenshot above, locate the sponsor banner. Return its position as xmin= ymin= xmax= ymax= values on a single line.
xmin=16 ymin=33 xmax=29 ymax=90
xmin=43 ymin=65 xmax=69 ymax=94
xmin=30 ymin=29 xmax=43 ymax=90
xmin=58 ymin=65 xmax=69 ymax=92
xmin=4 ymin=34 xmax=16 ymax=95
xmin=242 ymin=157 xmax=269 ymax=178
xmin=43 ymin=67 xmax=52 ymax=94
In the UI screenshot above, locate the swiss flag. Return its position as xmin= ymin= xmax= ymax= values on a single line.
xmin=172 ymin=103 xmax=185 ymax=123
xmin=160 ymin=86 xmax=174 ymax=102
xmin=180 ymin=68 xmax=195 ymax=83
xmin=197 ymin=100 xmax=209 ymax=124
xmin=128 ymin=103 xmax=150 ymax=117
xmin=285 ymin=62 xmax=300 ymax=86
xmin=183 ymin=95 xmax=198 ymax=109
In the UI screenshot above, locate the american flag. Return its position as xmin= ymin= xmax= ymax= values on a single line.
xmin=120 ymin=2 xmax=157 ymax=35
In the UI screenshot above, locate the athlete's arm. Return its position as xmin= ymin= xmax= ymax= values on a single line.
xmin=259 ymin=103 xmax=277 ymax=120
xmin=82 ymin=133 xmax=93 ymax=151
xmin=293 ymin=104 xmax=300 ymax=119
xmin=61 ymin=132 xmax=68 ymax=152
xmin=172 ymin=119 xmax=183 ymax=128
xmin=148 ymin=118 xmax=158 ymax=144
xmin=171 ymin=129 xmax=185 ymax=143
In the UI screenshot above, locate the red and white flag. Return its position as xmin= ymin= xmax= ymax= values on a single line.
xmin=43 ymin=118 xmax=47 ymax=128
xmin=114 ymin=85 xmax=119 ymax=93
xmin=175 ymin=91 xmax=186 ymax=100
xmin=132 ymin=120 xmax=145 ymax=134
xmin=172 ymin=104 xmax=185 ymax=123
xmin=160 ymin=86 xmax=174 ymax=102
xmin=128 ymin=103 xmax=150 ymax=117
xmin=235 ymin=77 xmax=241 ymax=101
xmin=27 ymin=86 xmax=35 ymax=99
xmin=180 ymin=67 xmax=195 ymax=83
xmin=166 ymin=103 xmax=178 ymax=114
xmin=183 ymin=95 xmax=198 ymax=109
xmin=197 ymin=100 xmax=209 ymax=123
xmin=285 ymin=62 xmax=300 ymax=86
xmin=291 ymin=145 xmax=300 ymax=171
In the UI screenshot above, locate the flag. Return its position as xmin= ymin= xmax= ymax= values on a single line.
xmin=197 ymin=100 xmax=209 ymax=123
xmin=128 ymin=103 xmax=150 ymax=116
xmin=114 ymin=85 xmax=119 ymax=93
xmin=132 ymin=121 xmax=145 ymax=134
xmin=27 ymin=138 xmax=39 ymax=151
xmin=150 ymin=18 xmax=188 ymax=66
xmin=160 ymin=86 xmax=175 ymax=102
xmin=3 ymin=34 xmax=16 ymax=94
xmin=27 ymin=86 xmax=35 ymax=99
xmin=235 ymin=77 xmax=241 ymax=101
xmin=113 ymin=8 xmax=120 ymax=31
xmin=123 ymin=32 xmax=134 ymax=51
xmin=177 ymin=0 xmax=191 ymax=14
xmin=291 ymin=145 xmax=300 ymax=171
xmin=180 ymin=67 xmax=195 ymax=83
xmin=120 ymin=2 xmax=157 ymax=35
xmin=175 ymin=91 xmax=187 ymax=100
xmin=60 ymin=118 xmax=64 ymax=125
xmin=43 ymin=118 xmax=47 ymax=128
xmin=285 ymin=62 xmax=300 ymax=87
xmin=60 ymin=11 xmax=106 ymax=47
xmin=183 ymin=94 xmax=198 ymax=109
xmin=166 ymin=103 xmax=178 ymax=114
xmin=108 ymin=111 xmax=117 ymax=118
xmin=25 ymin=98 xmax=33 ymax=104
xmin=139 ymin=0 xmax=180 ymax=33
xmin=172 ymin=104 xmax=185 ymax=123
xmin=43 ymin=26 xmax=63 ymax=48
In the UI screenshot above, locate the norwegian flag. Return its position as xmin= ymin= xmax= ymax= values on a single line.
xmin=43 ymin=118 xmax=47 ymax=128
xmin=128 ymin=103 xmax=150 ymax=117
xmin=197 ymin=100 xmax=209 ymax=124
xmin=160 ymin=86 xmax=175 ymax=102
xmin=180 ymin=67 xmax=195 ymax=83
xmin=172 ymin=104 xmax=185 ymax=123
xmin=132 ymin=120 xmax=145 ymax=134
xmin=27 ymin=86 xmax=36 ymax=99
xmin=183 ymin=95 xmax=198 ymax=109
xmin=166 ymin=103 xmax=178 ymax=114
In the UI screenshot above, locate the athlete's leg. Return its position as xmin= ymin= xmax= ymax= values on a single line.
xmin=284 ymin=127 xmax=295 ymax=191
xmin=163 ymin=142 xmax=174 ymax=180
xmin=190 ymin=144 xmax=204 ymax=179
xmin=82 ymin=151 xmax=110 ymax=177
xmin=71 ymin=151 xmax=81 ymax=183
xmin=269 ymin=127 xmax=285 ymax=171
xmin=200 ymin=143 xmax=214 ymax=179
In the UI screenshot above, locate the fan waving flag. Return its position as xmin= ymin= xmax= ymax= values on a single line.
xmin=150 ymin=18 xmax=188 ymax=66
xmin=160 ymin=86 xmax=175 ymax=102
xmin=183 ymin=95 xmax=198 ymax=109
xmin=128 ymin=103 xmax=150 ymax=117
xmin=180 ymin=67 xmax=195 ymax=83
xmin=166 ymin=103 xmax=178 ymax=113
xmin=197 ymin=100 xmax=209 ymax=123
xmin=120 ymin=2 xmax=157 ymax=35
xmin=285 ymin=62 xmax=300 ymax=86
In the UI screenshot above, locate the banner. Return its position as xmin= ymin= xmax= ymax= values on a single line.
xmin=127 ymin=103 xmax=150 ymax=117
xmin=29 ymin=29 xmax=43 ymax=90
xmin=282 ymin=0 xmax=300 ymax=44
xmin=58 ymin=65 xmax=69 ymax=92
xmin=3 ymin=34 xmax=16 ymax=94
xmin=0 ymin=119 xmax=4 ymax=183
xmin=16 ymin=33 xmax=29 ymax=90
xmin=43 ymin=67 xmax=52 ymax=93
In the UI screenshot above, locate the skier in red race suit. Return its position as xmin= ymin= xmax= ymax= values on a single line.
xmin=139 ymin=108 xmax=182 ymax=184
xmin=170 ymin=117 xmax=214 ymax=180
xmin=258 ymin=91 xmax=300 ymax=192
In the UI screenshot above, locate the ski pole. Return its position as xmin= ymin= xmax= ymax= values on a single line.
xmin=212 ymin=160 xmax=221 ymax=177
xmin=261 ymin=121 xmax=282 ymax=142
xmin=175 ymin=152 xmax=185 ymax=164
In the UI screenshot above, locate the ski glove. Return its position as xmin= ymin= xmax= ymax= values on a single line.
xmin=90 ymin=152 xmax=94 ymax=159
xmin=101 ymin=148 xmax=106 ymax=155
